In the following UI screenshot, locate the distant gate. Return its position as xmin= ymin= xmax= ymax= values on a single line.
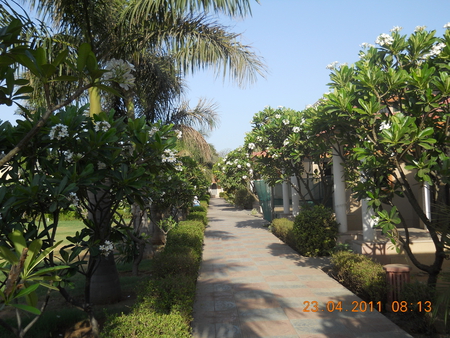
xmin=253 ymin=179 xmax=273 ymax=222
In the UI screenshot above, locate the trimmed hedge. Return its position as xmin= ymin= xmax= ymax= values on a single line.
xmin=331 ymin=251 xmax=387 ymax=303
xmin=186 ymin=211 xmax=208 ymax=226
xmin=101 ymin=204 xmax=207 ymax=337
xmin=292 ymin=205 xmax=338 ymax=257
xmin=270 ymin=218 xmax=296 ymax=249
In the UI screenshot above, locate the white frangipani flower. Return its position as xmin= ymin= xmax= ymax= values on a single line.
xmin=103 ymin=58 xmax=135 ymax=90
xmin=390 ymin=26 xmax=402 ymax=32
xmin=68 ymin=192 xmax=79 ymax=207
xmin=162 ymin=149 xmax=177 ymax=163
xmin=326 ymin=61 xmax=339 ymax=70
xmin=148 ymin=126 xmax=159 ymax=137
xmin=282 ymin=119 xmax=289 ymax=125
xmin=174 ymin=129 xmax=182 ymax=139
xmin=444 ymin=23 xmax=450 ymax=30
xmin=99 ymin=240 xmax=114 ymax=256
xmin=293 ymin=126 xmax=301 ymax=133
xmin=379 ymin=121 xmax=391 ymax=131
xmin=375 ymin=33 xmax=394 ymax=46
xmin=415 ymin=25 xmax=427 ymax=32
xmin=360 ymin=42 xmax=375 ymax=49
xmin=49 ymin=124 xmax=69 ymax=140
xmin=94 ymin=121 xmax=111 ymax=132
xmin=248 ymin=143 xmax=255 ymax=150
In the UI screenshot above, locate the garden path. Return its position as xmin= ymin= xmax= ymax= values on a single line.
xmin=191 ymin=198 xmax=412 ymax=338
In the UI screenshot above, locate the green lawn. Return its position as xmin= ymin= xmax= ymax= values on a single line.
xmin=55 ymin=220 xmax=86 ymax=244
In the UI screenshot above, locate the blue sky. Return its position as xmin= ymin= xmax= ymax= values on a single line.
xmin=2 ymin=0 xmax=450 ymax=154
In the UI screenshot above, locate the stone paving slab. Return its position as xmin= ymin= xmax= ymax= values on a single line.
xmin=192 ymin=198 xmax=412 ymax=338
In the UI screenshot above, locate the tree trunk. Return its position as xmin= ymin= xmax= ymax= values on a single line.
xmin=89 ymin=253 xmax=121 ymax=305
xmin=87 ymin=186 xmax=121 ymax=304
xmin=149 ymin=205 xmax=166 ymax=245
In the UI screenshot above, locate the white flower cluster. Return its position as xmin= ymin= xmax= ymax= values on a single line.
xmin=444 ymin=23 xmax=450 ymax=29
xmin=282 ymin=119 xmax=289 ymax=125
xmin=256 ymin=136 xmax=263 ymax=142
xmin=174 ymin=161 xmax=183 ymax=171
xmin=98 ymin=162 xmax=107 ymax=169
xmin=415 ymin=26 xmax=427 ymax=32
xmin=424 ymin=42 xmax=446 ymax=58
xmin=375 ymin=33 xmax=394 ymax=46
xmin=162 ymin=149 xmax=177 ymax=163
xmin=64 ymin=150 xmax=74 ymax=163
xmin=292 ymin=126 xmax=301 ymax=133
xmin=248 ymin=143 xmax=255 ymax=150
xmin=68 ymin=192 xmax=79 ymax=207
xmin=103 ymin=58 xmax=135 ymax=91
xmin=390 ymin=26 xmax=402 ymax=32
xmin=360 ymin=42 xmax=375 ymax=49
xmin=242 ymin=175 xmax=247 ymax=180
xmin=94 ymin=121 xmax=111 ymax=132
xmin=148 ymin=126 xmax=159 ymax=137
xmin=283 ymin=139 xmax=289 ymax=146
xmin=326 ymin=61 xmax=339 ymax=70
xmin=99 ymin=240 xmax=114 ymax=256
xmin=49 ymin=124 xmax=69 ymax=140
xmin=379 ymin=121 xmax=391 ymax=131
xmin=174 ymin=129 xmax=182 ymax=139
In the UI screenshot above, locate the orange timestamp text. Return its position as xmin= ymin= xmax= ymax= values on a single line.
xmin=302 ymin=300 xmax=432 ymax=313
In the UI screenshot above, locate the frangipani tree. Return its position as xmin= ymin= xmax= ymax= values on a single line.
xmin=313 ymin=24 xmax=450 ymax=286
xmin=213 ymin=147 xmax=257 ymax=206
xmin=244 ymin=106 xmax=333 ymax=206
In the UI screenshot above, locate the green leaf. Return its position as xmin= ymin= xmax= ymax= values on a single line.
xmin=52 ymin=49 xmax=69 ymax=67
xmin=8 ymin=230 xmax=26 ymax=258
xmin=23 ymin=239 xmax=42 ymax=272
xmin=10 ymin=303 xmax=41 ymax=315
xmin=40 ymin=64 xmax=57 ymax=78
xmin=77 ymin=43 xmax=92 ymax=72
xmin=0 ymin=246 xmax=19 ymax=265
xmin=14 ymin=283 xmax=39 ymax=299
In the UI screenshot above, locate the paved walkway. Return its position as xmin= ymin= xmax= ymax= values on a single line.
xmin=191 ymin=198 xmax=412 ymax=338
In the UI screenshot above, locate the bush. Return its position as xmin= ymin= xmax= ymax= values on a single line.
xmin=398 ymin=281 xmax=436 ymax=333
xmin=271 ymin=218 xmax=296 ymax=249
xmin=234 ymin=188 xmax=254 ymax=209
xmin=292 ymin=205 xmax=338 ymax=257
xmin=331 ymin=251 xmax=387 ymax=303
xmin=101 ymin=216 xmax=206 ymax=337
xmin=190 ymin=205 xmax=207 ymax=213
xmin=186 ymin=211 xmax=207 ymax=225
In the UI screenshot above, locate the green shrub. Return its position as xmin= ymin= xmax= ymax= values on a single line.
xmin=331 ymin=251 xmax=387 ymax=303
xmin=186 ymin=211 xmax=207 ymax=225
xmin=398 ymin=281 xmax=436 ymax=333
xmin=101 ymin=310 xmax=191 ymax=338
xmin=101 ymin=216 xmax=206 ymax=337
xmin=271 ymin=218 xmax=295 ymax=248
xmin=292 ymin=205 xmax=338 ymax=257
xmin=190 ymin=205 xmax=207 ymax=213
xmin=234 ymin=188 xmax=254 ymax=209
xmin=152 ymin=247 xmax=201 ymax=279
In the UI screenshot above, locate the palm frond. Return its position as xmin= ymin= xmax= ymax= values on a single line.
xmin=122 ymin=0 xmax=257 ymax=26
